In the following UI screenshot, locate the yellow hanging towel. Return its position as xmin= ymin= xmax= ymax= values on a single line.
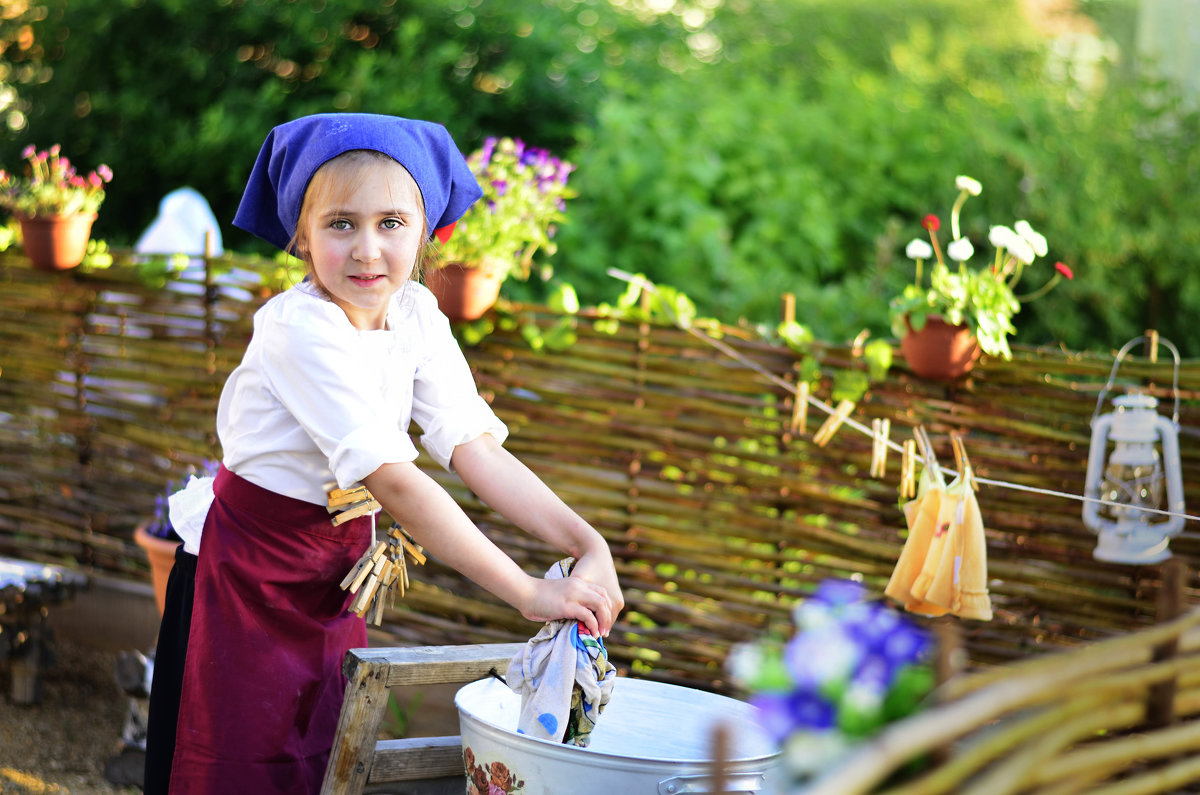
xmin=886 ymin=458 xmax=992 ymax=621
xmin=884 ymin=467 xmax=949 ymax=617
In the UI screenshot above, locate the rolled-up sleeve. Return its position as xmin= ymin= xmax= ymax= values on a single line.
xmin=410 ymin=292 xmax=508 ymax=470
xmin=258 ymin=301 xmax=419 ymax=488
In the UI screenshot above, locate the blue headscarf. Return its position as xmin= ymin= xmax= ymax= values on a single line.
xmin=232 ymin=113 xmax=482 ymax=252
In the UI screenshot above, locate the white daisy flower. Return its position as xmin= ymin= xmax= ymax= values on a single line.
xmin=955 ymin=175 xmax=982 ymax=196
xmin=988 ymin=224 xmax=1020 ymax=251
xmin=947 ymin=237 xmax=974 ymax=262
xmin=1014 ymin=220 xmax=1048 ymax=257
xmin=905 ymin=238 xmax=933 ymax=260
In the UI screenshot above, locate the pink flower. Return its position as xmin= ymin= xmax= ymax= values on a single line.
xmin=97 ymin=164 xmax=113 ymax=182
xmin=21 ymin=144 xmax=35 ymax=159
xmin=922 ymin=214 xmax=940 ymax=231
xmin=1055 ymin=261 xmax=1074 ymax=280
xmin=488 ymin=786 xmax=507 ymax=795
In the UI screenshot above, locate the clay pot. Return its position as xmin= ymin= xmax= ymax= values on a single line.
xmin=17 ymin=213 xmax=97 ymax=271
xmin=900 ymin=315 xmax=981 ymax=380
xmin=424 ymin=259 xmax=508 ymax=322
xmin=134 ymin=524 xmax=180 ymax=616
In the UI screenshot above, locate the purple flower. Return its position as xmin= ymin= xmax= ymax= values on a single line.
xmin=479 ymin=137 xmax=497 ymax=164
xmin=785 ymin=625 xmax=859 ymax=687
xmin=751 ymin=691 xmax=837 ymax=742
xmin=812 ymin=579 xmax=869 ymax=607
xmin=490 ymin=179 xmax=508 ymax=196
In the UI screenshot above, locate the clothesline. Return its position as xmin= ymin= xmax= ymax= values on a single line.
xmin=605 ymin=268 xmax=1200 ymax=525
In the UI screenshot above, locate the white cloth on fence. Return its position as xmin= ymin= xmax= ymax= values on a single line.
xmin=505 ymin=558 xmax=616 ymax=746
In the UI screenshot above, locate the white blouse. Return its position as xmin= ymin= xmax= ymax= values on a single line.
xmin=184 ymin=279 xmax=507 ymax=545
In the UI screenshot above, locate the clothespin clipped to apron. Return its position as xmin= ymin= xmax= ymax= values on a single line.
xmin=330 ymin=487 xmax=427 ymax=626
xmin=327 ymin=485 xmax=382 ymax=526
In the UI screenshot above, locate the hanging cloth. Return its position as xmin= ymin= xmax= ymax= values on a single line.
xmin=885 ymin=442 xmax=992 ymax=621
xmin=506 ymin=559 xmax=617 ymax=747
xmin=885 ymin=466 xmax=949 ymax=617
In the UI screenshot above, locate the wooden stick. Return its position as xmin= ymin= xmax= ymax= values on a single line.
xmin=1147 ymin=557 xmax=1187 ymax=727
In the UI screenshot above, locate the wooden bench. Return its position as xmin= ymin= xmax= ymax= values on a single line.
xmin=320 ymin=642 xmax=524 ymax=795
xmin=0 ymin=556 xmax=87 ymax=704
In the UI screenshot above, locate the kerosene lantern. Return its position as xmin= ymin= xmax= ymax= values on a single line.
xmin=1083 ymin=335 xmax=1185 ymax=564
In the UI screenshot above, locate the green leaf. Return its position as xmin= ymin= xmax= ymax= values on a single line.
xmin=863 ymin=339 xmax=894 ymax=380
xmin=777 ymin=320 xmax=814 ymax=353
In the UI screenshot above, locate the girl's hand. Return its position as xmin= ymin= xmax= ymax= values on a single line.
xmin=569 ymin=551 xmax=624 ymax=636
xmin=519 ymin=576 xmax=614 ymax=638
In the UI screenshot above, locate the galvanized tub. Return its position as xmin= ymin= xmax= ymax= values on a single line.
xmin=455 ymin=675 xmax=781 ymax=794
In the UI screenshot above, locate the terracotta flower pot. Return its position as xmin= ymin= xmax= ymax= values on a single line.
xmin=424 ymin=259 xmax=508 ymax=322
xmin=900 ymin=315 xmax=981 ymax=381
xmin=17 ymin=212 xmax=97 ymax=272
xmin=134 ymin=524 xmax=180 ymax=616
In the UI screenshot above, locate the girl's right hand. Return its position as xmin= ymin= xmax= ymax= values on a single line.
xmin=518 ymin=575 xmax=613 ymax=638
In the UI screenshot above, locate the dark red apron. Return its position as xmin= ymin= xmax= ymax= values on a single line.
xmin=170 ymin=466 xmax=371 ymax=793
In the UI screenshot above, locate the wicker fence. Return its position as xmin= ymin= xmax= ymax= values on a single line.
xmin=2 ymin=251 xmax=1198 ymax=690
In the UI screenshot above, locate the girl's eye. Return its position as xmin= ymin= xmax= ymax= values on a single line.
xmin=381 ymin=218 xmax=403 ymax=230
xmin=330 ymin=218 xmax=352 ymax=230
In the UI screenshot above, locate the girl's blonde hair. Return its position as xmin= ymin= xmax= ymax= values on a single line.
xmin=290 ymin=149 xmax=439 ymax=282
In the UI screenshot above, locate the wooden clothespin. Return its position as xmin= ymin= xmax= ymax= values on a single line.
xmin=338 ymin=523 xmax=427 ymax=625
xmin=327 ymin=485 xmax=382 ymax=527
xmin=790 ymin=381 xmax=810 ymax=436
xmin=913 ymin=425 xmax=941 ymax=483
xmin=327 ymin=485 xmax=371 ymax=508
xmin=950 ymin=433 xmax=978 ymax=491
xmin=870 ymin=418 xmax=891 ymax=479
xmin=331 ymin=498 xmax=382 ymax=526
xmin=813 ymin=399 xmax=855 ymax=448
xmin=900 ymin=439 xmax=917 ymax=499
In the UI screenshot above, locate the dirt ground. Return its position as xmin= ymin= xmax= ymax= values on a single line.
xmin=1 ymin=638 xmax=141 ymax=795
xmin=0 ymin=634 xmax=466 ymax=795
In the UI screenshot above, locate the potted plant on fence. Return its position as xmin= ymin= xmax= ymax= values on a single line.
xmin=0 ymin=144 xmax=113 ymax=271
xmin=133 ymin=485 xmax=183 ymax=618
xmin=133 ymin=460 xmax=217 ymax=616
xmin=889 ymin=175 xmax=1074 ymax=380
xmin=425 ymin=136 xmax=575 ymax=322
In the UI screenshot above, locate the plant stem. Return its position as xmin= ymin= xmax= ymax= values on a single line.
xmin=927 ymin=230 xmax=945 ymax=267
xmin=1016 ymin=273 xmax=1063 ymax=302
xmin=950 ymin=189 xmax=969 ymax=240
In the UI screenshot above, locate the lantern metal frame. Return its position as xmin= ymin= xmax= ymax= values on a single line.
xmin=1082 ymin=334 xmax=1185 ymax=564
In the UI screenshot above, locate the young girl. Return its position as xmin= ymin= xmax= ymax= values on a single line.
xmin=144 ymin=113 xmax=623 ymax=794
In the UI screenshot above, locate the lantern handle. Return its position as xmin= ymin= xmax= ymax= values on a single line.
xmin=1092 ymin=334 xmax=1181 ymax=427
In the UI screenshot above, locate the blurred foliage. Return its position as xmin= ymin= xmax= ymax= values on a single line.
xmin=1 ymin=0 xmax=1198 ymax=354
xmin=0 ymin=0 xmax=686 ymax=245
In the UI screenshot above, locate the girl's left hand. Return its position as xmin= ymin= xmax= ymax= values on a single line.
xmin=569 ymin=549 xmax=624 ymax=636
xmin=521 ymin=576 xmax=614 ymax=638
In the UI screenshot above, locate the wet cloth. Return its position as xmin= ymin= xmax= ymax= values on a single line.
xmin=506 ymin=559 xmax=616 ymax=746
xmin=167 ymin=465 xmax=373 ymax=794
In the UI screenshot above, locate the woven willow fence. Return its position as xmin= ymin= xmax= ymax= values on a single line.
xmin=2 ymin=251 xmax=1198 ymax=690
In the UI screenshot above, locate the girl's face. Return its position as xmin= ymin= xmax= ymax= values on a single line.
xmin=300 ymin=157 xmax=425 ymax=330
